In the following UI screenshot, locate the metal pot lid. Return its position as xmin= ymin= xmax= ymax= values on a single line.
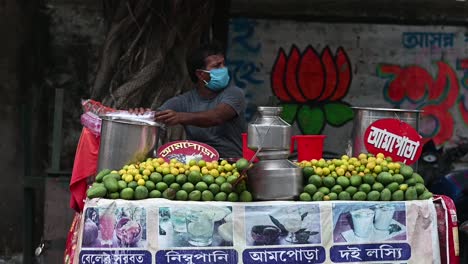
xmin=100 ymin=114 xmax=164 ymax=127
xmin=351 ymin=106 xmax=423 ymax=113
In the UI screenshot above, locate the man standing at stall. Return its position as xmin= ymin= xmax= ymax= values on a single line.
xmin=134 ymin=43 xmax=246 ymax=158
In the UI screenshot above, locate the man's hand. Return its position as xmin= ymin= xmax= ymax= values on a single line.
xmin=128 ymin=107 xmax=150 ymax=115
xmin=154 ymin=110 xmax=185 ymax=126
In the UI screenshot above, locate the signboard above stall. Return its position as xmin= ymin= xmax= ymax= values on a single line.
xmin=157 ymin=140 xmax=220 ymax=164
xmin=363 ymin=118 xmax=422 ymax=165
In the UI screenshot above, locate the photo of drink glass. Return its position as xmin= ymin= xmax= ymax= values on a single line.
xmin=283 ymin=213 xmax=302 ymax=243
xmin=350 ymin=209 xmax=374 ymax=238
xmin=99 ymin=212 xmax=115 ymax=246
xmin=186 ymin=209 xmax=214 ymax=246
xmin=170 ymin=207 xmax=187 ymax=233
xmin=374 ymin=205 xmax=395 ymax=230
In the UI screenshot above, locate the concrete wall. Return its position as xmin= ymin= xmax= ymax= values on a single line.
xmin=226 ymin=18 xmax=468 ymax=155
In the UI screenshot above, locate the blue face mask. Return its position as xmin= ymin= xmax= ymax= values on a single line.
xmin=202 ymin=67 xmax=230 ymax=91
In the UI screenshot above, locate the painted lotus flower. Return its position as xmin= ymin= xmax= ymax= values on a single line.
xmin=271 ymin=45 xmax=354 ymax=134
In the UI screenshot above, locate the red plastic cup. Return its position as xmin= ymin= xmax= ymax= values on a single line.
xmin=242 ymin=133 xmax=259 ymax=162
xmin=290 ymin=135 xmax=326 ymax=161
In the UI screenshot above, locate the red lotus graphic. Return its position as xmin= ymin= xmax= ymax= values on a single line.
xmin=270 ymin=45 xmax=354 ymax=134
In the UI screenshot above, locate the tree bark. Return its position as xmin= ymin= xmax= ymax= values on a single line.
xmin=91 ymin=0 xmax=215 ymax=110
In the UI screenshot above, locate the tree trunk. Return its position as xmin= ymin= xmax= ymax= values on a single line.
xmin=91 ymin=0 xmax=215 ymax=110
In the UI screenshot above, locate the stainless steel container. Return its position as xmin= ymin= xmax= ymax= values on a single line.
xmin=97 ymin=116 xmax=163 ymax=171
xmin=247 ymin=106 xmax=291 ymax=160
xmin=350 ymin=107 xmax=422 ymax=157
xmin=247 ymin=159 xmax=303 ymax=201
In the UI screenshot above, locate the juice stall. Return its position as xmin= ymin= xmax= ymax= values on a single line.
xmin=65 ymin=102 xmax=460 ymax=264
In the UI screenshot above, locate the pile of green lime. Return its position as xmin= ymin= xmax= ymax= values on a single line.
xmin=298 ymin=153 xmax=433 ymax=201
xmin=87 ymin=158 xmax=253 ymax=202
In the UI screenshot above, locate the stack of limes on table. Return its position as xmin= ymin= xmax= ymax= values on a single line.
xmin=86 ymin=157 xmax=253 ymax=202
xmin=297 ymin=153 xmax=433 ymax=201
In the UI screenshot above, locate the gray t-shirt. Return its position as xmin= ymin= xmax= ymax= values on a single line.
xmin=158 ymin=85 xmax=246 ymax=158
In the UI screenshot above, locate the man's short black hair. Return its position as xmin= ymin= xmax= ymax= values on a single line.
xmin=187 ymin=42 xmax=224 ymax=82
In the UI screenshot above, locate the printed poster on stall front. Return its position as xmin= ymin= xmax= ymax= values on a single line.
xmin=76 ymin=199 xmax=440 ymax=264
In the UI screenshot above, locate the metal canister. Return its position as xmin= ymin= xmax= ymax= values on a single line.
xmin=247 ymin=159 xmax=303 ymax=200
xmin=247 ymin=106 xmax=291 ymax=160
xmin=349 ymin=106 xmax=422 ymax=156
xmin=97 ymin=115 xmax=163 ymax=171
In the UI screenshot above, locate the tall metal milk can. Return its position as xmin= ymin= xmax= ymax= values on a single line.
xmin=247 ymin=106 xmax=291 ymax=160
xmin=349 ymin=107 xmax=422 ymax=168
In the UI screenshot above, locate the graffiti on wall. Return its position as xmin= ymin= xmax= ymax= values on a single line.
xmin=271 ymin=45 xmax=354 ymax=134
xmin=226 ymin=18 xmax=264 ymax=120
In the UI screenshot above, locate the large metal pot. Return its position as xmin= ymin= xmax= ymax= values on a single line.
xmin=97 ymin=116 xmax=163 ymax=171
xmin=350 ymin=106 xmax=422 ymax=157
xmin=247 ymin=159 xmax=302 ymax=201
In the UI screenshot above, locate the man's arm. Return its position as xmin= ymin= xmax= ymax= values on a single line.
xmin=155 ymin=103 xmax=237 ymax=127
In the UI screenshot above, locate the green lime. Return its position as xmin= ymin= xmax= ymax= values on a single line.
xmin=209 ymin=183 xmax=220 ymax=195
xmin=345 ymin=186 xmax=358 ymax=196
xmin=226 ymin=175 xmax=238 ymax=185
xmin=134 ymin=186 xmax=149 ymax=200
xmin=181 ymin=182 xmax=195 ymax=193
xmin=220 ymin=182 xmax=233 ymax=193
xmin=312 ymin=192 xmax=324 ymax=201
xmin=419 ymin=191 xmax=433 ymax=200
xmin=169 ymin=183 xmax=181 ymax=191
xmin=405 ymin=178 xmax=416 ymax=186
xmin=380 ymin=188 xmax=391 ymax=201
xmin=405 ymin=186 xmax=418 ymax=200
xmin=128 ymin=181 xmax=138 ymax=189
xmin=120 ymin=188 xmax=134 ymax=200
xmin=188 ymin=190 xmax=201 ymax=201
xmin=195 ymin=182 xmax=208 ymax=192
xmin=331 ymin=185 xmax=343 ymax=194
xmin=367 ymin=190 xmax=380 ymax=201
xmin=392 ymin=190 xmax=404 ymax=201
xmin=393 ymin=174 xmax=405 ymax=184
xmin=215 ymin=176 xmax=226 ymax=185
xmin=117 ymin=180 xmax=127 ymax=191
xmin=156 ymin=182 xmax=168 ymax=192
xmin=323 ymin=176 xmax=336 ymax=188
xmin=352 ymin=191 xmax=367 ymax=201
xmin=235 ymin=181 xmax=247 ymax=193
xmin=107 ymin=192 xmax=119 ymax=199
xmin=372 ymin=182 xmax=384 ymax=192
xmin=203 ymin=175 xmax=215 ymax=185
xmin=318 ymin=186 xmax=330 ymax=195
xmin=176 ymin=190 xmax=188 ymax=200
xmin=145 ymin=181 xmax=156 ymax=191
xmin=400 ymin=165 xmax=414 ymax=179
xmin=337 ymin=176 xmax=350 ymax=188
xmin=163 ymin=174 xmax=176 ymax=185
xmin=377 ymin=172 xmax=393 ymax=185
xmin=303 ymin=166 xmax=315 ymax=178
xmin=176 ymin=174 xmax=187 ymax=184
xmin=214 ymin=192 xmax=227 ymax=201
xmin=338 ymin=191 xmax=351 ymax=200
xmin=299 ymin=192 xmax=312 ymax=201
xmin=350 ymin=175 xmax=362 ymax=187
xmin=386 ymin=182 xmax=399 ymax=193
xmin=188 ymin=171 xmax=202 ymax=184
xmin=227 ymin=192 xmax=239 ymax=202
xmin=415 ymin=183 xmax=426 ymax=195
xmin=149 ymin=189 xmax=161 ymax=198
xmin=304 ymin=184 xmax=318 ymax=195
xmin=412 ymin=173 xmax=425 ymax=184
xmin=150 ymin=172 xmax=163 ymax=183
xmin=308 ymin=175 xmax=322 ymax=187
xmin=359 ymin=183 xmax=371 ymax=194
xmin=363 ymin=174 xmax=375 ymax=185
xmin=328 ymin=192 xmax=338 ymax=200
xmin=164 ymin=188 xmax=177 ymax=200
xmin=239 ymin=191 xmax=253 ymax=202
xmin=235 ymin=158 xmax=249 ymax=171
xmin=201 ymin=190 xmax=214 ymax=201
